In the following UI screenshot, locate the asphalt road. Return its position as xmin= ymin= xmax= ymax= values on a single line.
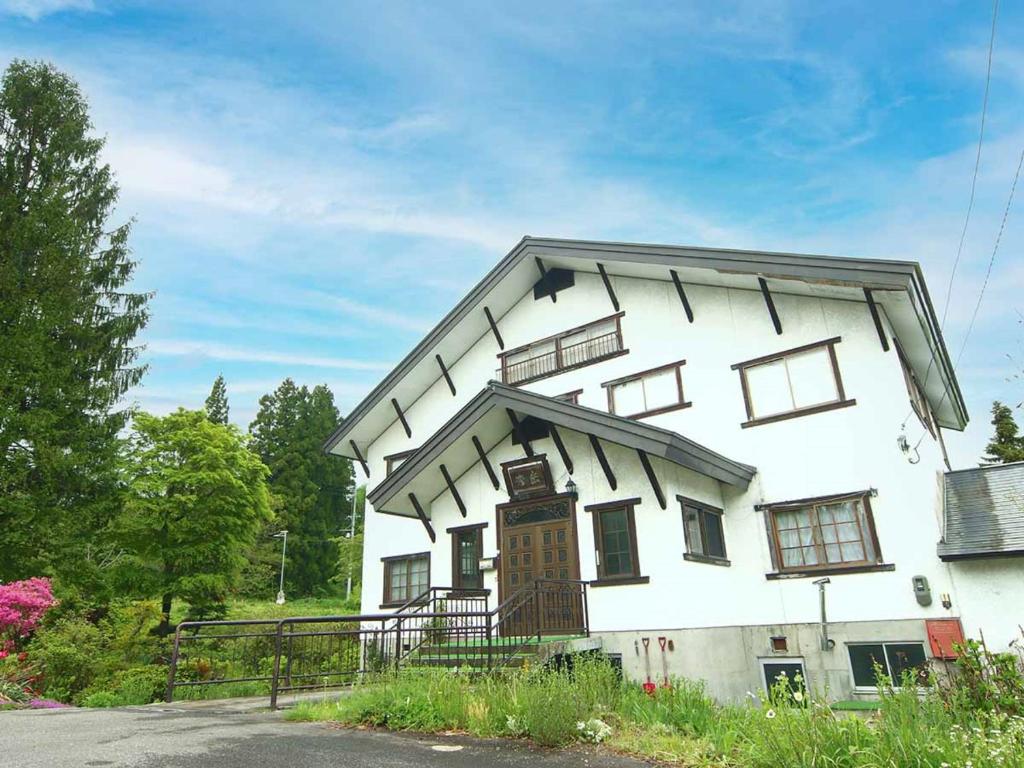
xmin=0 ymin=702 xmax=649 ymax=768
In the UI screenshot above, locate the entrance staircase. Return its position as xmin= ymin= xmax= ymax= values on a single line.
xmin=387 ymin=580 xmax=590 ymax=672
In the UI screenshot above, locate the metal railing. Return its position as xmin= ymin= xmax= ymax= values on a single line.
xmin=165 ymin=580 xmax=588 ymax=709
xmin=498 ymin=331 xmax=622 ymax=385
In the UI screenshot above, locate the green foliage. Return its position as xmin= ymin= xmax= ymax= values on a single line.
xmin=0 ymin=59 xmax=150 ymax=586
xmin=29 ymin=617 xmax=103 ymax=702
xmin=114 ymin=409 xmax=273 ymax=633
xmin=249 ymin=379 xmax=353 ymax=597
xmin=938 ymin=637 xmax=1024 ymax=717
xmin=205 ymin=374 xmax=229 ymax=425
xmin=331 ymin=484 xmax=365 ymax=600
xmin=290 ymin=655 xmax=1024 ymax=766
xmin=983 ymin=401 xmax=1024 ymax=464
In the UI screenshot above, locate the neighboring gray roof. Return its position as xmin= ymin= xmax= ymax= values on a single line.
xmin=368 ymin=381 xmax=756 ymax=517
xmin=939 ymin=462 xmax=1024 ymax=560
xmin=324 ymin=237 xmax=968 ymax=459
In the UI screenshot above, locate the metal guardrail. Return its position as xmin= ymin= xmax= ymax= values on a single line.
xmin=165 ymin=580 xmax=588 ymax=709
xmin=498 ymin=331 xmax=623 ymax=385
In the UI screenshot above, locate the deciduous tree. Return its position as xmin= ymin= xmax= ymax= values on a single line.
xmin=116 ymin=409 xmax=272 ymax=634
xmin=0 ymin=61 xmax=149 ymax=583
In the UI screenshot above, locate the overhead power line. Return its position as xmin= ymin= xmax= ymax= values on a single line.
xmin=938 ymin=0 xmax=1000 ymax=331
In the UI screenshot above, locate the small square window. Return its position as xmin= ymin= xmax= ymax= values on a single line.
xmin=771 ymin=636 xmax=788 ymax=653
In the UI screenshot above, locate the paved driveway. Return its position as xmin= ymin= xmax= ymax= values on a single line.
xmin=0 ymin=702 xmax=648 ymax=768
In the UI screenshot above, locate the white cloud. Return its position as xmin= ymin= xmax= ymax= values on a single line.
xmin=0 ymin=0 xmax=93 ymax=20
xmin=145 ymin=339 xmax=393 ymax=372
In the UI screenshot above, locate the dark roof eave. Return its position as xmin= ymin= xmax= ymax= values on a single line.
xmin=325 ymin=237 xmax=966 ymax=454
xmin=367 ymin=382 xmax=756 ymax=512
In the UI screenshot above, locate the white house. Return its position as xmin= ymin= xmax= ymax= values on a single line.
xmin=324 ymin=237 xmax=1024 ymax=701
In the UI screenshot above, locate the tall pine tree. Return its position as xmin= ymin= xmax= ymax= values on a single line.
xmin=205 ymin=374 xmax=229 ymax=425
xmin=983 ymin=401 xmax=1024 ymax=464
xmin=249 ymin=380 xmax=353 ymax=596
xmin=0 ymin=61 xmax=150 ymax=583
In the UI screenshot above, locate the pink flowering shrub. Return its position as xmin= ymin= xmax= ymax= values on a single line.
xmin=0 ymin=578 xmax=57 ymax=653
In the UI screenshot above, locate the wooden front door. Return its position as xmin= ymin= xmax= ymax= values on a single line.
xmin=497 ymin=494 xmax=583 ymax=635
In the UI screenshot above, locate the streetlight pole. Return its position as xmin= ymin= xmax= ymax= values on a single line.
xmin=273 ymin=530 xmax=288 ymax=605
xmin=345 ymin=489 xmax=360 ymax=600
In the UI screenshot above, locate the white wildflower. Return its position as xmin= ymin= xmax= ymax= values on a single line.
xmin=765 ymin=709 xmax=776 ymax=719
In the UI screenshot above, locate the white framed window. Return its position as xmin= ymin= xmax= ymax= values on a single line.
xmin=732 ymin=338 xmax=854 ymax=427
xmin=759 ymin=657 xmax=807 ymax=697
xmin=847 ymin=642 xmax=929 ymax=689
xmin=603 ymin=360 xmax=689 ymax=419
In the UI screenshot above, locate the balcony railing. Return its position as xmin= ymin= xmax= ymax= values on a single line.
xmin=498 ymin=331 xmax=623 ymax=385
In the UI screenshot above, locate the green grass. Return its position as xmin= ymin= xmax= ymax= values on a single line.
xmin=287 ymin=660 xmax=1024 ymax=766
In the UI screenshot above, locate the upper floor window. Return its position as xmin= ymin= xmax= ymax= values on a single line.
xmin=498 ymin=313 xmax=626 ymax=386
xmin=761 ymin=491 xmax=882 ymax=575
xmin=385 ymin=450 xmax=415 ymax=476
xmin=382 ymin=552 xmax=429 ymax=606
xmin=603 ymin=360 xmax=690 ymax=419
xmin=679 ymin=496 xmax=728 ymax=565
xmin=556 ymin=389 xmax=583 ymax=404
xmin=896 ymin=341 xmax=934 ymax=437
xmin=732 ymin=337 xmax=855 ymax=428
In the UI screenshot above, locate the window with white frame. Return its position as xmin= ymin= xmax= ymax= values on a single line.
xmin=604 ymin=361 xmax=689 ymax=419
xmin=733 ymin=338 xmax=854 ymax=427
xmin=848 ymin=642 xmax=929 ymax=688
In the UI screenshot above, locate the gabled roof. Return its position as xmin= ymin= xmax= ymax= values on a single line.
xmin=368 ymin=381 xmax=756 ymax=518
xmin=939 ymin=462 xmax=1024 ymax=560
xmin=325 ymin=237 xmax=968 ymax=459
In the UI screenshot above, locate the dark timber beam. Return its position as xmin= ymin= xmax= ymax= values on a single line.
xmin=408 ymin=493 xmax=436 ymax=543
xmin=548 ymin=423 xmax=573 ymax=475
xmin=670 ymin=269 xmax=694 ymax=323
xmin=507 ymin=408 xmax=534 ymax=458
xmin=597 ymin=263 xmax=619 ymax=312
xmin=439 ymin=464 xmax=466 ymax=517
xmin=758 ymin=277 xmax=782 ymax=335
xmin=472 ymin=435 xmax=501 ymax=490
xmin=349 ymin=440 xmax=370 ymax=478
xmin=588 ymin=434 xmax=617 ymax=491
xmin=436 ymin=354 xmax=457 ymax=396
xmin=535 ymin=257 xmax=556 ymax=303
xmin=391 ymin=398 xmax=412 ymax=438
xmin=484 ymin=306 xmax=504 ymax=350
xmin=864 ymin=288 xmax=890 ymax=352
xmin=637 ymin=450 xmax=666 ymax=510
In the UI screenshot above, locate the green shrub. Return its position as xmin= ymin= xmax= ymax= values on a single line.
xmin=81 ymin=691 xmax=119 ymax=708
xmin=29 ymin=617 xmax=103 ymax=701
xmin=113 ymin=666 xmax=167 ymax=705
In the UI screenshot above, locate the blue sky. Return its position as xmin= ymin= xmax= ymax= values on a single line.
xmin=2 ymin=0 xmax=1022 ymax=467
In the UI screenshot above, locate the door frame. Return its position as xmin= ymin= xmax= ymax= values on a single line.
xmin=495 ymin=491 xmax=580 ymax=607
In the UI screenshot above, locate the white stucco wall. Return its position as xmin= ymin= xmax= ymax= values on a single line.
xmin=359 ymin=269 xmax=977 ymax=641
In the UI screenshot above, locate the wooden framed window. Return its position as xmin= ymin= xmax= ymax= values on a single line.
xmin=732 ymin=338 xmax=856 ymax=428
xmin=848 ymin=642 xmax=928 ymax=689
xmin=761 ymin=491 xmax=883 ymax=575
xmin=586 ymin=499 xmax=648 ymax=586
xmin=556 ymin=389 xmax=583 ymax=404
xmin=381 ymin=552 xmax=430 ymax=606
xmin=603 ymin=360 xmax=690 ymax=419
xmin=678 ymin=496 xmax=728 ymax=565
xmin=498 ymin=312 xmax=626 ymax=386
xmin=895 ymin=340 xmax=935 ymax=437
xmin=449 ymin=524 xmax=485 ymax=591
xmin=385 ymin=450 xmax=415 ymax=476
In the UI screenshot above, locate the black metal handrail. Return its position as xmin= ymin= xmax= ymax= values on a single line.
xmin=498 ymin=331 xmax=622 ymax=385
xmin=165 ymin=580 xmax=588 ymax=709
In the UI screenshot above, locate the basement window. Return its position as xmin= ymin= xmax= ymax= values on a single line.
xmin=848 ymin=642 xmax=928 ymax=689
